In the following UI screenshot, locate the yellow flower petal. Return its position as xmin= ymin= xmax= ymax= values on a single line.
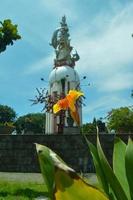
xmin=69 ymin=101 xmax=76 ymax=112
xmin=70 ymin=110 xmax=80 ymax=126
xmin=68 ymin=90 xmax=84 ymax=101
xmin=53 ymin=103 xmax=61 ymax=113
xmin=53 ymin=90 xmax=84 ymax=118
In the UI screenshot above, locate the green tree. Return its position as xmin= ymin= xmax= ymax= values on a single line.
xmin=107 ymin=107 xmax=133 ymax=133
xmin=0 ymin=104 xmax=16 ymax=123
xmin=0 ymin=19 xmax=21 ymax=53
xmin=15 ymin=113 xmax=45 ymax=134
xmin=81 ymin=117 xmax=107 ymax=134
xmin=97 ymin=118 xmax=107 ymax=132
xmin=81 ymin=122 xmax=97 ymax=134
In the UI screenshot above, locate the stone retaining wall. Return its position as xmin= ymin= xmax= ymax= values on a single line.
xmin=0 ymin=134 xmax=132 ymax=172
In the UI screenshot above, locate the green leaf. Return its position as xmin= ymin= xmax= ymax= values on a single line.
xmin=36 ymin=143 xmax=109 ymax=200
xmin=35 ymin=144 xmax=55 ymax=200
xmin=125 ymin=138 xmax=133 ymax=199
xmin=113 ymin=137 xmax=130 ymax=199
xmin=97 ymin=135 xmax=128 ymax=200
xmin=54 ymin=169 xmax=109 ymax=200
xmin=85 ymin=137 xmax=109 ymax=195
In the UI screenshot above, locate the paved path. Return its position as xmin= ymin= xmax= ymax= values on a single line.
xmin=0 ymin=172 xmax=97 ymax=184
xmin=0 ymin=172 xmax=44 ymax=183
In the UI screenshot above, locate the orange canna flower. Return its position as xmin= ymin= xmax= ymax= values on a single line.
xmin=53 ymin=98 xmax=69 ymax=113
xmin=70 ymin=109 xmax=80 ymax=126
xmin=68 ymin=90 xmax=84 ymax=102
xmin=53 ymin=90 xmax=84 ymax=125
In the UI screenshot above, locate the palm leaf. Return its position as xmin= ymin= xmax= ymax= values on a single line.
xmin=125 ymin=138 xmax=133 ymax=199
xmin=85 ymin=136 xmax=109 ymax=195
xmin=97 ymin=135 xmax=128 ymax=200
xmin=113 ymin=137 xmax=130 ymax=199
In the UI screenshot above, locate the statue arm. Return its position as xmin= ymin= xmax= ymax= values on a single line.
xmin=72 ymin=49 xmax=80 ymax=61
xmin=50 ymin=29 xmax=60 ymax=49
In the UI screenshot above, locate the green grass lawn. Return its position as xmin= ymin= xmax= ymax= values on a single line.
xmin=0 ymin=181 xmax=49 ymax=200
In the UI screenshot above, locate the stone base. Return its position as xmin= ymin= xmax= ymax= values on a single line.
xmin=63 ymin=126 xmax=80 ymax=134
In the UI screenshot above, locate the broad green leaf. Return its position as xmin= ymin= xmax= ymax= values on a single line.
xmin=85 ymin=137 xmax=109 ymax=195
xmin=54 ymin=169 xmax=109 ymax=200
xmin=97 ymin=135 xmax=128 ymax=200
xmin=113 ymin=137 xmax=130 ymax=200
xmin=125 ymin=138 xmax=133 ymax=199
xmin=35 ymin=144 xmax=55 ymax=200
xmin=36 ymin=143 xmax=109 ymax=200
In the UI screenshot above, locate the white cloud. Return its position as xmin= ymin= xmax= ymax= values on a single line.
xmin=40 ymin=0 xmax=78 ymax=21
xmin=83 ymin=96 xmax=119 ymax=114
xmin=83 ymin=94 xmax=132 ymax=122
xmin=25 ymin=54 xmax=54 ymax=75
xmin=73 ymin=2 xmax=133 ymax=92
xmin=99 ymin=72 xmax=133 ymax=92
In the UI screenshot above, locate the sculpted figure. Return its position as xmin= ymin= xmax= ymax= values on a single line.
xmin=50 ymin=16 xmax=80 ymax=68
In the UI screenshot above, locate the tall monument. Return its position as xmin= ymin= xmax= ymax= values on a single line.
xmin=45 ymin=16 xmax=82 ymax=134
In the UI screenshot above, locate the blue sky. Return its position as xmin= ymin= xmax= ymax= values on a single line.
xmin=0 ymin=0 xmax=133 ymax=123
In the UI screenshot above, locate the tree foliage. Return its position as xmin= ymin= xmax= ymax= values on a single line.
xmin=97 ymin=119 xmax=107 ymax=132
xmin=81 ymin=118 xmax=107 ymax=134
xmin=0 ymin=19 xmax=21 ymax=53
xmin=15 ymin=113 xmax=45 ymax=134
xmin=81 ymin=122 xmax=97 ymax=134
xmin=107 ymin=107 xmax=133 ymax=133
xmin=0 ymin=104 xmax=16 ymax=123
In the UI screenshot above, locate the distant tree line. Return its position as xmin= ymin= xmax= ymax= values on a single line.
xmin=0 ymin=104 xmax=45 ymax=134
xmin=81 ymin=107 xmax=133 ymax=134
xmin=81 ymin=117 xmax=107 ymax=134
xmin=107 ymin=107 xmax=133 ymax=133
xmin=15 ymin=113 xmax=45 ymax=134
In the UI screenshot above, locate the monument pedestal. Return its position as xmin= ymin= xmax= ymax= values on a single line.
xmin=63 ymin=126 xmax=80 ymax=134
